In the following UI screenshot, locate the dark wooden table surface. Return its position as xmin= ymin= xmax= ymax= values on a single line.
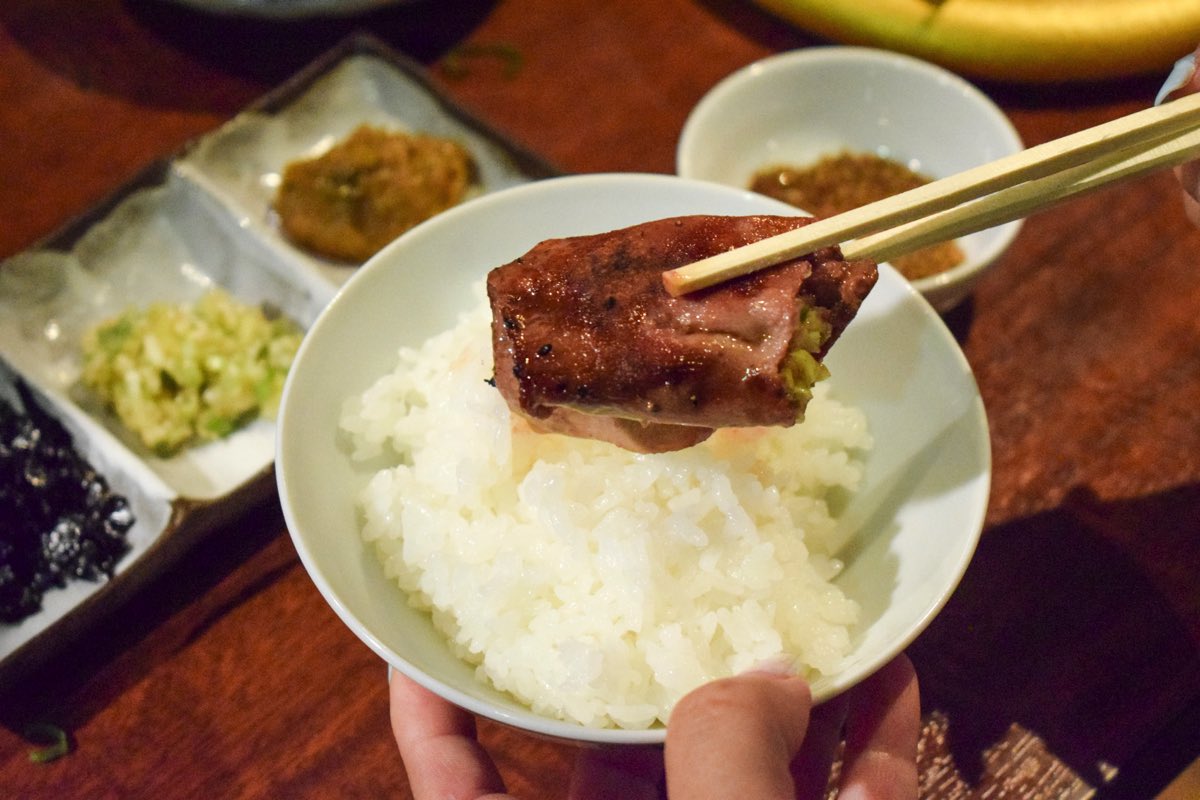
xmin=2 ymin=1 xmax=1198 ymax=797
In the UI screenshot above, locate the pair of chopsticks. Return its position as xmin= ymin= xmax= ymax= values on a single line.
xmin=662 ymin=91 xmax=1200 ymax=296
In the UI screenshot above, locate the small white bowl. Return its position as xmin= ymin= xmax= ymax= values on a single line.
xmin=276 ymin=173 xmax=990 ymax=745
xmin=677 ymin=46 xmax=1024 ymax=311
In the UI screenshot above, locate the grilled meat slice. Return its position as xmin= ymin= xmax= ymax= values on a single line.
xmin=487 ymin=214 xmax=877 ymax=453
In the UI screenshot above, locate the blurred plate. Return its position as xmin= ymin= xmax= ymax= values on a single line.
xmin=0 ymin=32 xmax=556 ymax=683
xmin=155 ymin=0 xmax=413 ymax=19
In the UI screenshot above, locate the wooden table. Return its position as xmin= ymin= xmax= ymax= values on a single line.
xmin=2 ymin=1 xmax=1198 ymax=797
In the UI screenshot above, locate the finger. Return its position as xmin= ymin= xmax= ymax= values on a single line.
xmin=569 ymin=745 xmax=664 ymax=800
xmin=790 ymin=693 xmax=849 ymax=798
xmin=837 ymin=654 xmax=920 ymax=800
xmin=1180 ymin=184 xmax=1200 ymax=228
xmin=664 ymin=672 xmax=813 ymax=800
xmin=1158 ymin=46 xmax=1200 ymax=105
xmin=1159 ymin=47 xmax=1200 ymax=227
xmin=389 ymin=671 xmax=512 ymax=800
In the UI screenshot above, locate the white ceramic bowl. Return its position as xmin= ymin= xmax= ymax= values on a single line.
xmin=276 ymin=173 xmax=990 ymax=745
xmin=677 ymin=46 xmax=1024 ymax=311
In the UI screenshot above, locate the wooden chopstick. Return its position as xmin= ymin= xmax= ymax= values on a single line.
xmin=662 ymin=91 xmax=1200 ymax=296
xmin=842 ymin=125 xmax=1200 ymax=264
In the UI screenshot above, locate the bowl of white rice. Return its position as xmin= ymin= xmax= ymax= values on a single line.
xmin=275 ymin=173 xmax=990 ymax=745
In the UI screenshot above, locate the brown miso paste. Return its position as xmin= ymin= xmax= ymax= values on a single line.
xmin=750 ymin=151 xmax=964 ymax=280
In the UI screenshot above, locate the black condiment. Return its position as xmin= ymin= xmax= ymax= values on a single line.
xmin=0 ymin=381 xmax=134 ymax=624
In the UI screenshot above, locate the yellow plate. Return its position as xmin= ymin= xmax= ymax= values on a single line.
xmin=753 ymin=0 xmax=1200 ymax=82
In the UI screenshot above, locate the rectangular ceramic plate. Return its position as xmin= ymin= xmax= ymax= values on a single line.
xmin=0 ymin=33 xmax=557 ymax=682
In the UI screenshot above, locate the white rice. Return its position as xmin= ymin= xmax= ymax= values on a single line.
xmin=340 ymin=285 xmax=872 ymax=729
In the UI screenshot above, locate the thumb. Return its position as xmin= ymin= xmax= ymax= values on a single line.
xmin=664 ymin=672 xmax=813 ymax=799
xmin=1157 ymin=46 xmax=1200 ymax=106
xmin=1158 ymin=46 xmax=1200 ymax=227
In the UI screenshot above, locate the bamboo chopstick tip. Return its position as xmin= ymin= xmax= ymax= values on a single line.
xmin=661 ymin=269 xmax=689 ymax=296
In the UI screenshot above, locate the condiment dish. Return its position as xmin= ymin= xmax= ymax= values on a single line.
xmin=677 ymin=46 xmax=1024 ymax=311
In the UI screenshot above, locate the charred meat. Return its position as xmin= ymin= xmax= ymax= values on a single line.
xmin=487 ymin=215 xmax=877 ymax=453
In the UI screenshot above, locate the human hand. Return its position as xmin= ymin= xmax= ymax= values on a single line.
xmin=389 ymin=653 xmax=919 ymax=799
xmin=389 ymin=669 xmax=664 ymax=799
xmin=664 ymin=654 xmax=919 ymax=800
xmin=1159 ymin=45 xmax=1200 ymax=227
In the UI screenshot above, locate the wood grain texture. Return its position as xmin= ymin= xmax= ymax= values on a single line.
xmin=1 ymin=0 xmax=1198 ymax=798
